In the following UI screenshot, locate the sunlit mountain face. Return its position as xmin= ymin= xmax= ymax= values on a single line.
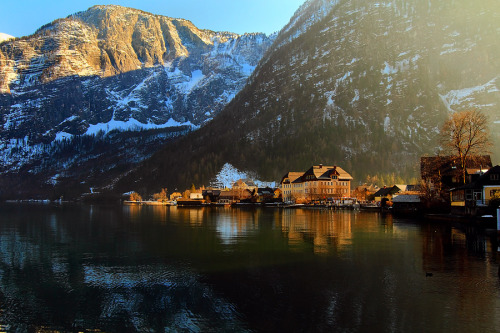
xmin=0 ymin=5 xmax=275 ymax=199
xmin=0 ymin=33 xmax=14 ymax=43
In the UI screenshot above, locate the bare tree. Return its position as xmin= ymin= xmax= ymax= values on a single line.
xmin=440 ymin=109 xmax=491 ymax=183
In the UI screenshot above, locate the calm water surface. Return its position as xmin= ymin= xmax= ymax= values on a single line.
xmin=0 ymin=203 xmax=499 ymax=332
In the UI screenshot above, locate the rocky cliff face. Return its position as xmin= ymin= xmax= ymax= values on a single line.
xmin=0 ymin=5 xmax=273 ymax=137
xmin=0 ymin=5 xmax=274 ymax=197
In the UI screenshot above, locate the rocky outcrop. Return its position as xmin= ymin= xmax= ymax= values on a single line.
xmin=0 ymin=5 xmax=274 ymax=173
xmin=0 ymin=5 xmax=274 ymax=198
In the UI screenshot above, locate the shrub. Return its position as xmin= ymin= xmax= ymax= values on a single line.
xmin=129 ymin=192 xmax=142 ymax=202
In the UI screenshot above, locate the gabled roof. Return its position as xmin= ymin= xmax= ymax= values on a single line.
xmin=220 ymin=189 xmax=253 ymax=197
xmin=466 ymin=168 xmax=490 ymax=175
xmin=233 ymin=179 xmax=257 ymax=188
xmin=373 ymin=186 xmax=401 ymax=197
xmin=301 ymin=165 xmax=353 ymax=181
xmin=392 ymin=194 xmax=421 ymax=203
xmin=452 ymin=165 xmax=500 ymax=190
xmin=257 ymin=187 xmax=274 ymax=195
xmin=394 ymin=184 xmax=408 ymax=192
xmin=280 ymin=172 xmax=303 ymax=184
xmin=421 ymin=155 xmax=492 ymax=179
xmin=202 ymin=190 xmax=221 ymax=195
xmin=283 ymin=165 xmax=354 ymax=184
xmin=394 ymin=184 xmax=421 ymax=192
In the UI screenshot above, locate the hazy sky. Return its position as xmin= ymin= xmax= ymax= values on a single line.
xmin=0 ymin=0 xmax=306 ymax=38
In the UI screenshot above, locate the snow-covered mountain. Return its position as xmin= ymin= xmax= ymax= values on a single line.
xmin=114 ymin=0 xmax=500 ymax=195
xmin=0 ymin=5 xmax=274 ymax=198
xmin=0 ymin=5 xmax=274 ymax=141
xmin=2 ymin=0 xmax=500 ymax=199
xmin=0 ymin=33 xmax=14 ymax=43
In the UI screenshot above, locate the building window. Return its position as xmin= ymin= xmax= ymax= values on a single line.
xmin=491 ymin=174 xmax=500 ymax=181
xmin=465 ymin=190 xmax=473 ymax=200
xmin=452 ymin=190 xmax=464 ymax=202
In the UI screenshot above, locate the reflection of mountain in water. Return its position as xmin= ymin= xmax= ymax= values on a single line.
xmin=0 ymin=205 xmax=252 ymax=332
xmin=82 ymin=264 xmax=249 ymax=332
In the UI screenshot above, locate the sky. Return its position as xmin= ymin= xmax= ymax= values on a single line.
xmin=0 ymin=0 xmax=306 ymax=38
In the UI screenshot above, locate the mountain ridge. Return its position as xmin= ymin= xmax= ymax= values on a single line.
xmin=0 ymin=5 xmax=275 ymax=199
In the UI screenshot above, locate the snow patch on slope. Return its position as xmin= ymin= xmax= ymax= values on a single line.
xmin=211 ymin=163 xmax=275 ymax=189
xmin=439 ymin=76 xmax=500 ymax=112
xmin=51 ymin=116 xmax=198 ymax=141
xmin=80 ymin=118 xmax=198 ymax=138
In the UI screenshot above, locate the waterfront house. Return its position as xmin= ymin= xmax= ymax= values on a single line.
xmin=273 ymin=188 xmax=282 ymax=201
xmin=280 ymin=164 xmax=353 ymax=202
xmin=232 ymin=179 xmax=258 ymax=191
xmin=392 ymin=194 xmax=422 ymax=215
xmin=280 ymin=172 xmax=304 ymax=202
xmin=450 ymin=165 xmax=500 ymax=215
xmin=169 ymin=192 xmax=182 ymax=201
xmin=190 ymin=192 xmax=203 ymax=200
xmin=421 ymin=155 xmax=492 ymax=193
xmin=202 ymin=189 xmax=221 ymax=203
xmin=373 ymin=185 xmax=401 ymax=204
xmin=256 ymin=187 xmax=275 ymax=203
xmin=352 ymin=184 xmax=380 ymax=201
xmin=219 ymin=189 xmax=253 ymax=204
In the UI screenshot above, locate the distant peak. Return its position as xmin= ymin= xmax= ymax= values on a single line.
xmin=0 ymin=32 xmax=14 ymax=42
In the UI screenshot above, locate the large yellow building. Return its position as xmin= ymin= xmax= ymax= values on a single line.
xmin=280 ymin=172 xmax=304 ymax=202
xmin=280 ymin=164 xmax=353 ymax=202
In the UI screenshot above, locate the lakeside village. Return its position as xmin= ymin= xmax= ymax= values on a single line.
xmin=126 ymin=155 xmax=500 ymax=222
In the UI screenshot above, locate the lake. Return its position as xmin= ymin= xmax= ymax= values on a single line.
xmin=0 ymin=203 xmax=499 ymax=332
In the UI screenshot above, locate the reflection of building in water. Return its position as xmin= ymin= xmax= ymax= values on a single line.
xmin=215 ymin=209 xmax=261 ymax=244
xmin=123 ymin=204 xmax=143 ymax=220
xmin=281 ymin=209 xmax=354 ymax=254
xmin=279 ymin=211 xmax=414 ymax=255
xmin=123 ymin=205 xmax=210 ymax=227
xmin=183 ymin=208 xmax=205 ymax=227
xmin=156 ymin=206 xmax=207 ymax=226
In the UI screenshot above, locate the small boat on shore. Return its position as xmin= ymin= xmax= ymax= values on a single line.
xmin=359 ymin=203 xmax=380 ymax=210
